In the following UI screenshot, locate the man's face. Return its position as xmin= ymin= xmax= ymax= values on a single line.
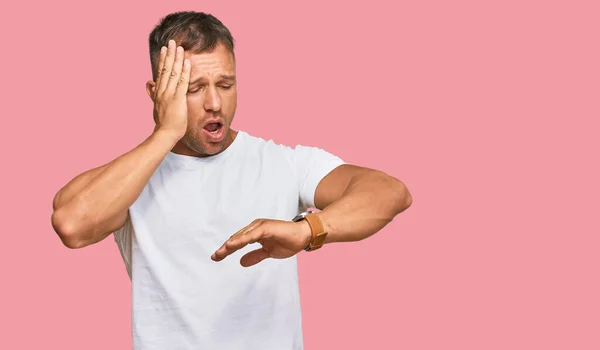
xmin=171 ymin=43 xmax=237 ymax=157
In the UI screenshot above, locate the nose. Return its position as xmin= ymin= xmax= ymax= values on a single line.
xmin=204 ymin=85 xmax=221 ymax=112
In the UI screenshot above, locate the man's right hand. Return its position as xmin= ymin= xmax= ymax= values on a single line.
xmin=51 ymin=40 xmax=192 ymax=249
xmin=152 ymin=39 xmax=191 ymax=140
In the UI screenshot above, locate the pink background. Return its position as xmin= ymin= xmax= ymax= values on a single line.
xmin=1 ymin=0 xmax=598 ymax=349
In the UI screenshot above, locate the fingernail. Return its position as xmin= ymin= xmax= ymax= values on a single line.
xmin=161 ymin=47 xmax=166 ymax=54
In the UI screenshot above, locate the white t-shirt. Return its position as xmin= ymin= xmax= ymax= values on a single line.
xmin=113 ymin=130 xmax=345 ymax=350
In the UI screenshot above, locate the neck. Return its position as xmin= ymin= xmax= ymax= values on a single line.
xmin=171 ymin=129 xmax=238 ymax=158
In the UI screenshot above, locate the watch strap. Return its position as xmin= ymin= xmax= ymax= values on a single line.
xmin=304 ymin=213 xmax=327 ymax=251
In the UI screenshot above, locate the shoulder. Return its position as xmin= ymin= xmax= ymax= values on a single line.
xmin=239 ymin=130 xmax=337 ymax=158
xmin=239 ymin=130 xmax=345 ymax=175
xmin=237 ymin=130 xmax=292 ymax=151
xmin=236 ymin=131 xmax=297 ymax=163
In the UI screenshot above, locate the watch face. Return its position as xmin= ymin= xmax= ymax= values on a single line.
xmin=292 ymin=210 xmax=314 ymax=222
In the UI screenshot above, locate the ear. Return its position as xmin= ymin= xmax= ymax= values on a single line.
xmin=146 ymin=80 xmax=156 ymax=101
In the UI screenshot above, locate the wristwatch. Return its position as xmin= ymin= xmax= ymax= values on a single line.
xmin=292 ymin=210 xmax=328 ymax=251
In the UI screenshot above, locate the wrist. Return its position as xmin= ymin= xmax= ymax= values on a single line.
xmin=297 ymin=220 xmax=312 ymax=250
xmin=292 ymin=211 xmax=328 ymax=252
xmin=152 ymin=127 xmax=184 ymax=145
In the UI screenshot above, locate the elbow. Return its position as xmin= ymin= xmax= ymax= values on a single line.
xmin=51 ymin=209 xmax=88 ymax=249
xmin=393 ymin=180 xmax=413 ymax=214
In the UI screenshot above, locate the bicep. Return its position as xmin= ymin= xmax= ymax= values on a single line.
xmin=86 ymin=209 xmax=129 ymax=247
xmin=106 ymin=209 xmax=129 ymax=235
xmin=314 ymin=164 xmax=371 ymax=210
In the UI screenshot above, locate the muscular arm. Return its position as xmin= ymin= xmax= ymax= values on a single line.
xmin=51 ymin=39 xmax=191 ymax=249
xmin=314 ymin=164 xmax=413 ymax=244
xmin=52 ymin=164 xmax=109 ymax=211
xmin=51 ymin=130 xmax=180 ymax=248
xmin=210 ymin=164 xmax=413 ymax=266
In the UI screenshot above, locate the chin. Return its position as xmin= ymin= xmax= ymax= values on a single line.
xmin=184 ymin=132 xmax=227 ymax=157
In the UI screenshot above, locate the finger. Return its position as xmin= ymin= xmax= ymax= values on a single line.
xmin=175 ymin=59 xmax=191 ymax=98
xmin=165 ymin=45 xmax=184 ymax=95
xmin=212 ymin=230 xmax=257 ymax=261
xmin=228 ymin=227 xmax=267 ymax=250
xmin=154 ymin=46 xmax=167 ymax=92
xmin=213 ymin=226 xmax=269 ymax=261
xmin=211 ymin=222 xmax=261 ymax=261
xmin=219 ymin=220 xmax=263 ymax=250
xmin=240 ymin=248 xmax=270 ymax=267
xmin=157 ymin=40 xmax=176 ymax=95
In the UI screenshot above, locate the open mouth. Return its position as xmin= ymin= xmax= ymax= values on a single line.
xmin=203 ymin=122 xmax=223 ymax=133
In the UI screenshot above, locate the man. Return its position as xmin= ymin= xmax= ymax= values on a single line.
xmin=51 ymin=11 xmax=412 ymax=350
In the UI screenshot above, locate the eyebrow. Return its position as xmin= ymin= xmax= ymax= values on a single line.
xmin=189 ymin=75 xmax=236 ymax=85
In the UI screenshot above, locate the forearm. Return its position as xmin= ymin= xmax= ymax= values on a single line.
xmin=52 ymin=129 xmax=179 ymax=243
xmin=318 ymin=171 xmax=412 ymax=244
xmin=53 ymin=164 xmax=109 ymax=211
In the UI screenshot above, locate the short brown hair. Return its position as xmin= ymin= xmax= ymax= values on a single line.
xmin=148 ymin=11 xmax=235 ymax=80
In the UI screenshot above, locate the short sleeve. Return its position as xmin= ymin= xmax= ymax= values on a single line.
xmin=113 ymin=214 xmax=133 ymax=279
xmin=290 ymin=145 xmax=346 ymax=210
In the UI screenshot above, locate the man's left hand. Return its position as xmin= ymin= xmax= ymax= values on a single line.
xmin=211 ymin=219 xmax=312 ymax=267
